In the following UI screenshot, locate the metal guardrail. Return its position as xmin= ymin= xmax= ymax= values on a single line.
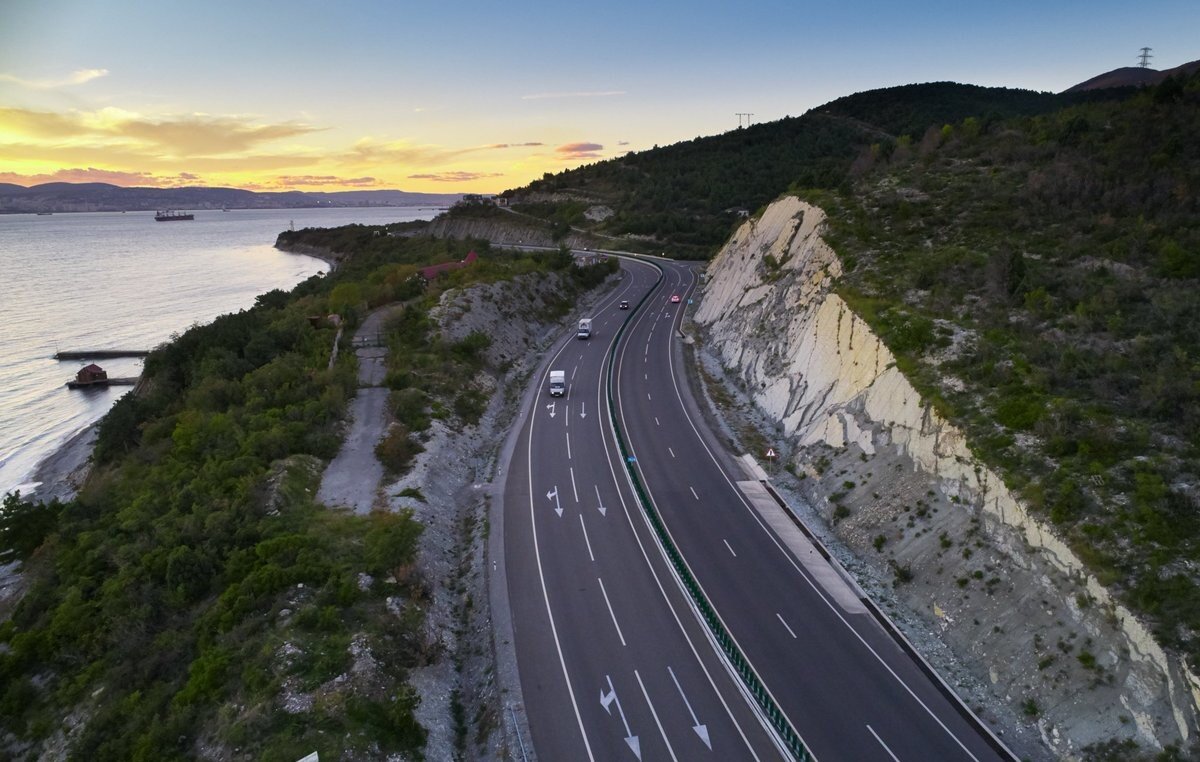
xmin=602 ymin=255 xmax=813 ymax=762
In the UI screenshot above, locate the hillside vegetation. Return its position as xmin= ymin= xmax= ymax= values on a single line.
xmin=509 ymin=83 xmax=1125 ymax=257
xmin=809 ymin=72 xmax=1200 ymax=669
xmin=0 ymin=229 xmax=613 ymax=760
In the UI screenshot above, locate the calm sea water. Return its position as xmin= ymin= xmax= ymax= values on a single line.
xmin=0 ymin=206 xmax=438 ymax=497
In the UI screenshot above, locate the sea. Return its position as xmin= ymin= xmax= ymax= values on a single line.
xmin=0 ymin=206 xmax=439 ymax=498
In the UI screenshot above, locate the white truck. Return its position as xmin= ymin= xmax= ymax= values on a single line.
xmin=577 ymin=318 xmax=593 ymax=340
xmin=548 ymin=370 xmax=566 ymax=397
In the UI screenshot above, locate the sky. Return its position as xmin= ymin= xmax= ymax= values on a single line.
xmin=1 ymin=0 xmax=1197 ymax=195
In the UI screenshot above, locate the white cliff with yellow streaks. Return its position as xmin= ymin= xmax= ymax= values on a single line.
xmin=694 ymin=195 xmax=1199 ymax=755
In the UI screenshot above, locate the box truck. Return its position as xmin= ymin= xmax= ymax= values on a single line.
xmin=577 ymin=318 xmax=593 ymax=339
xmin=549 ymin=370 xmax=566 ymax=397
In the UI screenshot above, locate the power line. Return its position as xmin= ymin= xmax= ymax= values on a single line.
xmin=1138 ymin=47 xmax=1153 ymax=68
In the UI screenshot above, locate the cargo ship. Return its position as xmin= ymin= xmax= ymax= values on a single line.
xmin=154 ymin=210 xmax=194 ymax=221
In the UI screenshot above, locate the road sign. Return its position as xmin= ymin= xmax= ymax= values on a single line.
xmin=765 ymin=448 xmax=777 ymax=459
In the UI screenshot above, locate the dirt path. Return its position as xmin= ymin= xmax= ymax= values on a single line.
xmin=316 ymin=305 xmax=399 ymax=514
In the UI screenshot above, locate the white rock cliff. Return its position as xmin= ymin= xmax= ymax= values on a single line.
xmin=694 ymin=195 xmax=1200 ymax=756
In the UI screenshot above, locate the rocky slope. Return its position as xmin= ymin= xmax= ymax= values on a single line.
xmin=693 ymin=196 xmax=1199 ymax=758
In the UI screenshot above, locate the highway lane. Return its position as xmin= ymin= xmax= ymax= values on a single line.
xmin=610 ymin=257 xmax=1012 ymax=761
xmin=503 ymin=258 xmax=785 ymax=760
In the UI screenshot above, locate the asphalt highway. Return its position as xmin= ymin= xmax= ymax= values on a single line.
xmin=502 ymin=253 xmax=1014 ymax=761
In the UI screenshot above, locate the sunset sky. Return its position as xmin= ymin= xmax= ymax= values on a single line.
xmin=1 ymin=0 xmax=1197 ymax=194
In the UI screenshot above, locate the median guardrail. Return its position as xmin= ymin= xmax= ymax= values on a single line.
xmin=603 ymin=254 xmax=814 ymax=762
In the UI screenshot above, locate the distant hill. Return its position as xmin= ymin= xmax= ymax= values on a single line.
xmin=499 ymin=81 xmax=1133 ymax=256
xmin=0 ymin=183 xmax=462 ymax=214
xmin=1065 ymin=58 xmax=1200 ymax=92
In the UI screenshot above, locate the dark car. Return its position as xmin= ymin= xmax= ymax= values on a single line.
xmin=619 ymin=300 xmax=630 ymax=310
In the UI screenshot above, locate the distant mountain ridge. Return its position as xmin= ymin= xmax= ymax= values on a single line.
xmin=1065 ymin=58 xmax=1200 ymax=92
xmin=0 ymin=183 xmax=463 ymax=214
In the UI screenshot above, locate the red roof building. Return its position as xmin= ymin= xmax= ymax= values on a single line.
xmin=76 ymin=363 xmax=108 ymax=384
xmin=419 ymin=250 xmax=479 ymax=281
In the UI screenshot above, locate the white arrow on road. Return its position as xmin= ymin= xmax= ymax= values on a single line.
xmin=594 ymin=484 xmax=607 ymax=517
xmin=580 ymin=401 xmax=587 ymax=419
xmin=546 ymin=486 xmax=563 ymax=517
xmin=668 ymin=666 xmax=712 ymax=750
xmin=600 ymin=675 xmax=641 ymax=760
xmin=546 ymin=401 xmax=556 ymax=418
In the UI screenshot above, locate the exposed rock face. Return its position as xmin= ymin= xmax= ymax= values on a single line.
xmin=694 ymin=196 xmax=1200 ymax=757
xmin=400 ymin=214 xmax=600 ymax=251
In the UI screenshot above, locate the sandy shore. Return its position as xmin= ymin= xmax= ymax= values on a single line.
xmin=25 ymin=423 xmax=98 ymax=505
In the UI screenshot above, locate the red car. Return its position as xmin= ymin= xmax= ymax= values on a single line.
xmin=669 ymin=294 xmax=682 ymax=303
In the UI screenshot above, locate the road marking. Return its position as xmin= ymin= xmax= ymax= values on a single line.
xmin=570 ymin=466 xmax=580 ymax=502
xmin=634 ymin=669 xmax=675 ymax=761
xmin=645 ymin=291 xmax=980 ymax=760
xmin=598 ymin=578 xmax=626 ymax=646
xmin=572 ymin=364 xmax=579 ymax=380
xmin=647 ymin=392 xmax=652 ymax=401
xmin=668 ymin=666 xmax=712 ymax=750
xmin=579 ymin=515 xmax=595 ymax=561
xmin=867 ymin=725 xmax=902 ymax=762
xmin=654 ymin=417 xmax=660 ymax=427
xmin=594 ymin=484 xmax=607 ymax=516
xmin=724 ymin=539 xmax=737 ymax=557
xmin=546 ymin=486 xmax=563 ymax=518
xmin=689 ymin=486 xmax=699 ymax=501
xmin=777 ymin=612 xmax=797 ymax=639
xmin=527 ymin=434 xmax=592 ymax=759
xmin=667 ymin=446 xmax=675 ymax=458
xmin=644 ymin=373 xmax=648 ymax=380
xmin=566 ymin=430 xmax=572 ymax=460
xmin=565 ymin=403 xmax=569 ymax=427
xmin=600 ymin=675 xmax=640 ymax=759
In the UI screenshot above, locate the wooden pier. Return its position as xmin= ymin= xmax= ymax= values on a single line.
xmin=66 ymin=377 xmax=140 ymax=389
xmin=54 ymin=349 xmax=150 ymax=360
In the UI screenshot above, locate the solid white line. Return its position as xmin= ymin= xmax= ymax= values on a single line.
xmin=724 ymin=539 xmax=737 ymax=557
xmin=867 ymin=724 xmax=902 ymax=762
xmin=654 ymin=274 xmax=984 ymax=760
xmin=525 ymin=362 xmax=595 ymax=760
xmin=635 ymin=668 xmax=679 ymax=761
xmin=776 ymin=613 xmax=797 ymax=639
xmin=570 ymin=466 xmax=579 ymax=503
xmin=668 ymin=446 xmax=675 ymax=458
xmin=566 ymin=430 xmax=571 ymax=460
xmin=597 ymin=577 xmax=626 ymax=647
xmin=579 ymin=514 xmax=595 ymax=562
xmin=600 ymin=260 xmax=765 ymax=760
xmin=690 ymin=486 xmax=699 ymax=500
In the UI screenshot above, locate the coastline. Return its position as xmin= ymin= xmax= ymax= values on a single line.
xmin=274 ymin=240 xmax=343 ymax=271
xmin=25 ymin=423 xmax=99 ymax=505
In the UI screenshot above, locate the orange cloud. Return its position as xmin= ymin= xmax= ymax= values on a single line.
xmin=408 ymin=171 xmax=504 ymax=182
xmin=555 ymin=142 xmax=604 ymax=160
xmin=0 ymin=167 xmax=205 ymax=187
xmin=0 ymin=106 xmax=322 ymax=156
xmin=273 ymin=175 xmax=379 ymax=187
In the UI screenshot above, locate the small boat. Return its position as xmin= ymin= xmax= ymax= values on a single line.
xmin=154 ymin=210 xmax=194 ymax=221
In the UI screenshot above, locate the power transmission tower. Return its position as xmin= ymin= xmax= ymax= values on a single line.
xmin=735 ymin=112 xmax=749 ymax=128
xmin=1138 ymin=47 xmax=1153 ymax=68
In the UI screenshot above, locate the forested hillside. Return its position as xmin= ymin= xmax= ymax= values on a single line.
xmin=811 ymin=72 xmax=1200 ymax=668
xmin=0 ymin=229 xmax=614 ymax=760
xmin=509 ymin=83 xmax=1127 ymax=257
